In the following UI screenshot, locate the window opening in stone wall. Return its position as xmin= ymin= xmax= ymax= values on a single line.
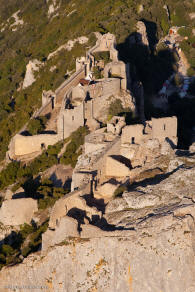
xmin=72 ymin=116 xmax=74 ymax=121
xmin=51 ymin=97 xmax=54 ymax=109
xmin=132 ymin=137 xmax=135 ymax=144
xmin=164 ymin=124 xmax=166 ymax=131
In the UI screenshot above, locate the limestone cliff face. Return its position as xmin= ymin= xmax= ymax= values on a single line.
xmin=0 ymin=213 xmax=194 ymax=292
xmin=0 ymin=163 xmax=195 ymax=292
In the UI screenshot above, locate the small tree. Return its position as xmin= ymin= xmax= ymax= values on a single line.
xmin=27 ymin=116 xmax=47 ymax=135
xmin=108 ymin=99 xmax=124 ymax=118
xmin=93 ymin=66 xmax=102 ymax=79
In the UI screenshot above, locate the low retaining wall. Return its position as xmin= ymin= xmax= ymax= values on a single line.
xmin=10 ymin=133 xmax=60 ymax=157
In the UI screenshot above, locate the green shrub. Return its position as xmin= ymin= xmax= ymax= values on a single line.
xmin=0 ymin=253 xmax=6 ymax=264
xmin=108 ymin=99 xmax=123 ymax=117
xmin=173 ymin=73 xmax=182 ymax=87
xmin=187 ymin=67 xmax=195 ymax=77
xmin=93 ymin=51 xmax=110 ymax=64
xmin=19 ymin=223 xmax=35 ymax=240
xmin=113 ymin=185 xmax=127 ymax=198
xmin=0 ymin=196 xmax=3 ymax=207
xmin=27 ymin=115 xmax=48 ymax=135
xmin=93 ymin=66 xmax=102 ymax=79
xmin=19 ymin=220 xmax=48 ymax=258
xmin=36 ymin=179 xmax=69 ymax=209
xmin=161 ymin=17 xmax=169 ymax=36
xmin=0 ymin=244 xmax=15 ymax=257
xmin=0 ymin=161 xmax=20 ymax=189
xmin=178 ymin=27 xmax=192 ymax=38
xmin=0 ymin=139 xmax=65 ymax=192
xmin=21 ymin=246 xmax=31 ymax=258
xmin=60 ymin=126 xmax=89 ymax=168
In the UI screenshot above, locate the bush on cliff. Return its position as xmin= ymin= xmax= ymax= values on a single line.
xmin=60 ymin=126 xmax=89 ymax=168
xmin=0 ymin=220 xmax=49 ymax=269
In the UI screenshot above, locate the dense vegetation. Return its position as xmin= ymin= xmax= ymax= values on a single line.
xmin=0 ymin=126 xmax=88 ymax=191
xmin=0 ymin=220 xmax=48 ymax=270
xmin=108 ymin=99 xmax=139 ymax=124
xmin=0 ymin=0 xmax=194 ymax=160
xmin=0 ymin=126 xmax=89 ymax=268
xmin=60 ymin=126 xmax=89 ymax=167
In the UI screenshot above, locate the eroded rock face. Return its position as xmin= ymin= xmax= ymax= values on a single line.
xmin=189 ymin=142 xmax=195 ymax=153
xmin=22 ymin=59 xmax=43 ymax=89
xmin=0 ymin=207 xmax=195 ymax=292
xmin=42 ymin=216 xmax=79 ymax=251
xmin=122 ymin=191 xmax=160 ymax=209
xmin=0 ymin=164 xmax=194 ymax=292
xmin=0 ymin=198 xmax=38 ymax=226
xmin=136 ymin=21 xmax=149 ymax=46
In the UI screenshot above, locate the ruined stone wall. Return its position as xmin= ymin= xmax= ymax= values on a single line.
xmin=109 ymin=46 xmax=118 ymax=62
xmin=72 ymin=85 xmax=86 ymax=101
xmin=76 ymin=56 xmax=87 ymax=71
xmin=121 ymin=124 xmax=144 ymax=145
xmin=58 ymin=103 xmax=84 ymax=140
xmin=93 ymin=137 xmax=121 ymax=184
xmin=86 ymin=78 xmax=121 ymax=99
xmin=11 ymin=133 xmax=59 ymax=157
xmin=55 ymin=68 xmax=85 ymax=104
xmin=84 ymin=142 xmax=106 ymax=155
xmin=101 ymin=78 xmax=120 ymax=96
xmin=90 ymin=33 xmax=119 ymax=62
xmin=152 ymin=117 xmax=177 ymax=144
xmin=104 ymin=61 xmax=128 ymax=90
xmin=90 ymin=95 xmax=108 ymax=123
xmin=71 ymin=137 xmax=121 ymax=191
xmin=105 ymin=156 xmax=130 ymax=178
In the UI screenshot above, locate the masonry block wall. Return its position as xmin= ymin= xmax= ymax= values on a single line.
xmin=152 ymin=117 xmax=177 ymax=143
xmin=58 ymin=103 xmax=84 ymax=140
xmin=12 ymin=134 xmax=60 ymax=157
xmin=55 ymin=68 xmax=85 ymax=104
xmin=122 ymin=124 xmax=144 ymax=145
xmin=104 ymin=61 xmax=127 ymax=90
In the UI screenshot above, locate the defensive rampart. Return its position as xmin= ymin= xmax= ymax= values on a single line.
xmin=9 ymin=133 xmax=59 ymax=158
xmin=55 ymin=68 xmax=85 ymax=103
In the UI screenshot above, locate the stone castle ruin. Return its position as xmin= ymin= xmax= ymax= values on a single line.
xmin=7 ymin=32 xmax=177 ymax=166
xmin=71 ymin=114 xmax=177 ymax=198
xmin=7 ymin=32 xmax=134 ymax=160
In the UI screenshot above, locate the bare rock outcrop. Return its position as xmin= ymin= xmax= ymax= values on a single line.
xmin=0 ymin=202 xmax=195 ymax=291
xmin=189 ymin=142 xmax=195 ymax=153
xmin=136 ymin=21 xmax=149 ymax=46
xmin=22 ymin=59 xmax=43 ymax=89
xmin=42 ymin=216 xmax=79 ymax=251
xmin=0 ymin=162 xmax=194 ymax=292
xmin=0 ymin=198 xmax=38 ymax=226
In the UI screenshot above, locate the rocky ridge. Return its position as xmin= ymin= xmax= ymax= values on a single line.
xmin=0 ymin=152 xmax=194 ymax=292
